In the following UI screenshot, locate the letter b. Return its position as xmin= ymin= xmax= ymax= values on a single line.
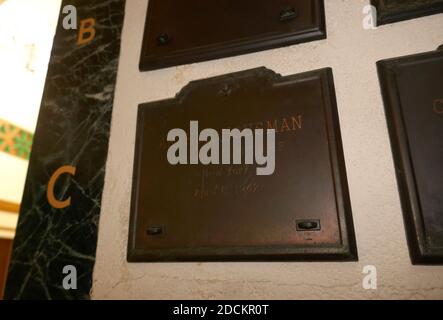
xmin=77 ymin=18 xmax=96 ymax=46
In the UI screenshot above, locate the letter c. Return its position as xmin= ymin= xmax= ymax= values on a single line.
xmin=47 ymin=165 xmax=76 ymax=209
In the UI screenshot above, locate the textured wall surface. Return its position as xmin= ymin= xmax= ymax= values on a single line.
xmin=93 ymin=0 xmax=443 ymax=299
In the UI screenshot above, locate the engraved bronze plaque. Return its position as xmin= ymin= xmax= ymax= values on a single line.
xmin=139 ymin=0 xmax=326 ymax=71
xmin=378 ymin=48 xmax=443 ymax=264
xmin=128 ymin=68 xmax=357 ymax=262
xmin=371 ymin=0 xmax=443 ymax=25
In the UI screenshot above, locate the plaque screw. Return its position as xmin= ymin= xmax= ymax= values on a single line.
xmin=147 ymin=226 xmax=163 ymax=236
xmin=156 ymin=34 xmax=171 ymax=45
xmin=296 ymin=220 xmax=321 ymax=231
xmin=280 ymin=7 xmax=298 ymax=21
xmin=219 ymin=84 xmax=232 ymax=97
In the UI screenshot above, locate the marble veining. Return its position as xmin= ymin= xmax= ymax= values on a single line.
xmin=5 ymin=0 xmax=125 ymax=300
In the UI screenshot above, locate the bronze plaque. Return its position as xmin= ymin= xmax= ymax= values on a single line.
xmin=378 ymin=47 xmax=443 ymax=264
xmin=139 ymin=0 xmax=326 ymax=71
xmin=371 ymin=0 xmax=443 ymax=25
xmin=128 ymin=67 xmax=357 ymax=262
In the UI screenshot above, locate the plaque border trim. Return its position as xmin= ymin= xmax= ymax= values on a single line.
xmin=377 ymin=48 xmax=443 ymax=265
xmin=127 ymin=67 xmax=358 ymax=262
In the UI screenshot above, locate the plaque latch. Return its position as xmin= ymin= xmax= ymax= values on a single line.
xmin=280 ymin=7 xmax=298 ymax=22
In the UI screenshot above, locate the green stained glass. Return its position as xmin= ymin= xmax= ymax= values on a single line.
xmin=13 ymin=131 xmax=33 ymax=159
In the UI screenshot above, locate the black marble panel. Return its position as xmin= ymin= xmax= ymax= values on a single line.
xmin=4 ymin=0 xmax=125 ymax=299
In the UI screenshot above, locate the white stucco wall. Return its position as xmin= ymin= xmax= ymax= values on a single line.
xmin=92 ymin=0 xmax=443 ymax=299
